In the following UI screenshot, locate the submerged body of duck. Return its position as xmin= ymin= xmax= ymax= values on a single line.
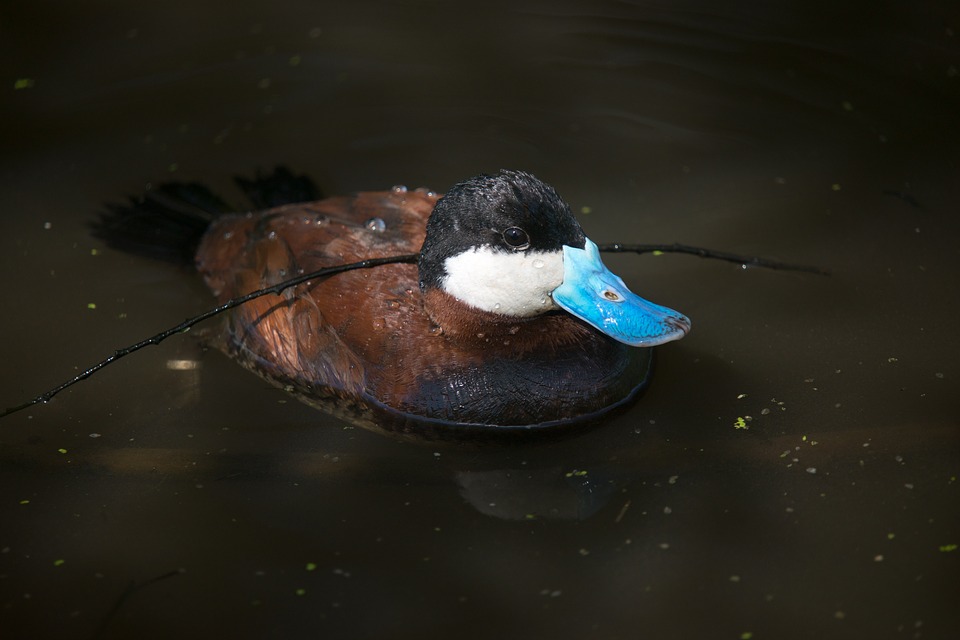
xmin=100 ymin=169 xmax=690 ymax=437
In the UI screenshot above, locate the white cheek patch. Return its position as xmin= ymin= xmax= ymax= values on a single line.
xmin=441 ymin=246 xmax=565 ymax=317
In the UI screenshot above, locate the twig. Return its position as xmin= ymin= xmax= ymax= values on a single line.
xmin=0 ymin=254 xmax=417 ymax=418
xmin=2 ymin=243 xmax=826 ymax=419
xmin=90 ymin=569 xmax=184 ymax=639
xmin=596 ymin=243 xmax=829 ymax=275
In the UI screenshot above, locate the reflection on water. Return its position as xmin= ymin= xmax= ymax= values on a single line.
xmin=457 ymin=467 xmax=623 ymax=521
xmin=2 ymin=1 xmax=958 ymax=638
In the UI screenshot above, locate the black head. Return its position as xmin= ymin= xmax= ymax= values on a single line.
xmin=417 ymin=170 xmax=586 ymax=294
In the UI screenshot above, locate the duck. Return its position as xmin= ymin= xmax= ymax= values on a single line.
xmin=101 ymin=169 xmax=691 ymax=438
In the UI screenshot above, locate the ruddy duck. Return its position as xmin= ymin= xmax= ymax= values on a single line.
xmin=188 ymin=169 xmax=689 ymax=437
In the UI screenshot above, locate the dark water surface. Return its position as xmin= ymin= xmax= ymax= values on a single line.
xmin=2 ymin=1 xmax=958 ymax=638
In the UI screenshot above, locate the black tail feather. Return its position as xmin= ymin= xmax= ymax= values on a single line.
xmin=90 ymin=166 xmax=322 ymax=266
xmin=234 ymin=166 xmax=322 ymax=210
xmin=91 ymin=182 xmax=231 ymax=265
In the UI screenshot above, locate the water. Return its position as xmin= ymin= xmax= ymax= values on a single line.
xmin=2 ymin=1 xmax=958 ymax=638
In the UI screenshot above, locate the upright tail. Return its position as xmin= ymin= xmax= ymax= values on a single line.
xmin=90 ymin=166 xmax=322 ymax=266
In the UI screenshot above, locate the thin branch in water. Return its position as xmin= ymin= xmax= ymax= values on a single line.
xmin=2 ymin=242 xmax=826 ymax=419
xmin=596 ymin=243 xmax=830 ymax=275
xmin=0 ymin=253 xmax=418 ymax=419
xmin=90 ymin=569 xmax=185 ymax=640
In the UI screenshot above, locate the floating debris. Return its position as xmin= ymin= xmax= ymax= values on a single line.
xmin=614 ymin=500 xmax=631 ymax=524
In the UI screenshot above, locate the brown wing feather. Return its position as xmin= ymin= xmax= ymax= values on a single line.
xmin=196 ymin=190 xmax=438 ymax=404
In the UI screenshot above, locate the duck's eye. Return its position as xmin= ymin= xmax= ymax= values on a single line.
xmin=502 ymin=226 xmax=530 ymax=250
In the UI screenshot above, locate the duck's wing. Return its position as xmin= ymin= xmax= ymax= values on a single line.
xmin=195 ymin=190 xmax=438 ymax=400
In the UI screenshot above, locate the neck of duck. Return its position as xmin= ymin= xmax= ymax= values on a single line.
xmin=420 ymin=287 xmax=593 ymax=356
